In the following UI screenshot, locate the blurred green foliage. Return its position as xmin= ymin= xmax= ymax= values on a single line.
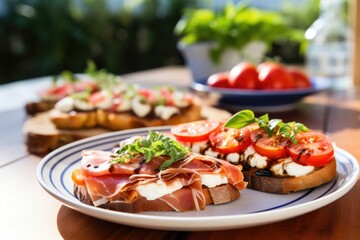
xmin=0 ymin=0 xmax=198 ymax=84
xmin=0 ymin=0 xmax=327 ymax=84
xmin=174 ymin=3 xmax=306 ymax=63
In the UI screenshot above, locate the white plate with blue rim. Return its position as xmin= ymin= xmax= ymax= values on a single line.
xmin=191 ymin=78 xmax=331 ymax=112
xmin=37 ymin=126 xmax=359 ymax=231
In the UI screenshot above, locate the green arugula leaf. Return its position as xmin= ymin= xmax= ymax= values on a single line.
xmin=84 ymin=60 xmax=123 ymax=90
xmin=111 ymin=131 xmax=190 ymax=170
xmin=257 ymin=114 xmax=269 ymax=128
xmin=70 ymin=88 xmax=91 ymax=100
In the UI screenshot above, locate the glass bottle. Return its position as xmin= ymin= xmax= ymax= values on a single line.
xmin=305 ymin=0 xmax=352 ymax=90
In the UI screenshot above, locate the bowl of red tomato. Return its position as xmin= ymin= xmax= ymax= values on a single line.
xmin=191 ymin=62 xmax=331 ymax=111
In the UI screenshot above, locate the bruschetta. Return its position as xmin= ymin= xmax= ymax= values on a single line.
xmin=170 ymin=110 xmax=337 ymax=193
xmin=72 ymin=131 xmax=247 ymax=212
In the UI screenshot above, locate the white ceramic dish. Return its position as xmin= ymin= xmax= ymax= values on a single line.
xmin=37 ymin=127 xmax=359 ymax=231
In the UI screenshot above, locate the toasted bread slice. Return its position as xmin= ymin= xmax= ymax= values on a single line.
xmin=23 ymin=112 xmax=108 ymax=155
xmin=243 ymin=158 xmax=337 ymax=193
xmin=97 ymin=104 xmax=202 ymax=131
xmin=49 ymin=109 xmax=98 ymax=129
xmin=74 ymin=183 xmax=240 ymax=213
xmin=25 ymin=101 xmax=56 ymax=115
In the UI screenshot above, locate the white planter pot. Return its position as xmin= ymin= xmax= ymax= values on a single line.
xmin=178 ymin=41 xmax=266 ymax=81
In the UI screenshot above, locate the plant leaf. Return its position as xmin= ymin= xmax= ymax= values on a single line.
xmin=224 ymin=109 xmax=256 ymax=128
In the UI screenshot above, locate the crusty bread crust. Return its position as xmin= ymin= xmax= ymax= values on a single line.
xmin=25 ymin=101 xmax=56 ymax=115
xmin=243 ymin=158 xmax=337 ymax=193
xmin=74 ymin=183 xmax=240 ymax=213
xmin=49 ymin=109 xmax=99 ymax=129
xmin=49 ymin=104 xmax=202 ymax=130
xmin=97 ymin=104 xmax=202 ymax=131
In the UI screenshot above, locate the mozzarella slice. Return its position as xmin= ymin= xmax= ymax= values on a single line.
xmin=270 ymin=157 xmax=315 ymax=177
xmin=55 ymin=96 xmax=74 ymax=112
xmin=135 ymin=180 xmax=183 ymax=200
xmin=131 ymin=97 xmax=151 ymax=117
xmin=154 ymin=105 xmax=179 ymax=120
xmin=74 ymin=99 xmax=95 ymax=111
xmin=201 ymin=173 xmax=228 ymax=188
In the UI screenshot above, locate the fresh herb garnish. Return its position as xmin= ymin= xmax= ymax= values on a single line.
xmin=85 ymin=60 xmax=122 ymax=90
xmin=52 ymin=70 xmax=79 ymax=85
xmin=70 ymin=88 xmax=91 ymax=100
xmin=111 ymin=131 xmax=190 ymax=170
xmin=224 ymin=109 xmax=308 ymax=144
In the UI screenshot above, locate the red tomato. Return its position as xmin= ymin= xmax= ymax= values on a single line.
xmin=250 ymin=129 xmax=289 ymax=159
xmin=41 ymin=84 xmax=71 ymax=98
xmin=288 ymin=131 xmax=334 ymax=166
xmin=171 ymin=120 xmax=221 ymax=142
xmin=258 ymin=63 xmax=294 ymax=89
xmin=287 ymin=68 xmax=312 ymax=89
xmin=88 ymin=91 xmax=107 ymax=105
xmin=207 ymin=72 xmax=230 ymax=88
xmin=209 ymin=127 xmax=251 ymax=154
xmin=157 ymin=87 xmax=174 ymax=106
xmin=228 ymin=62 xmax=259 ymax=89
xmin=71 ymin=169 xmax=86 ymax=186
xmin=138 ymin=89 xmax=157 ymax=103
xmin=73 ymin=81 xmax=98 ymax=93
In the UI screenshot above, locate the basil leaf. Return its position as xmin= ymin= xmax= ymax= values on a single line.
xmin=268 ymin=119 xmax=282 ymax=130
xmin=256 ymin=114 xmax=269 ymax=128
xmin=225 ymin=109 xmax=309 ymax=144
xmin=224 ymin=109 xmax=256 ymax=128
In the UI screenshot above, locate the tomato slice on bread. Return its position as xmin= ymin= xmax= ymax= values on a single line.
xmin=209 ymin=127 xmax=251 ymax=154
xmin=171 ymin=120 xmax=221 ymax=142
xmin=71 ymin=169 xmax=86 ymax=186
xmin=288 ymin=131 xmax=334 ymax=166
xmin=250 ymin=128 xmax=288 ymax=159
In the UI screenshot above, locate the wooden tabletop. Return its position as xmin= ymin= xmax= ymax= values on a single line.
xmin=0 ymin=66 xmax=359 ymax=240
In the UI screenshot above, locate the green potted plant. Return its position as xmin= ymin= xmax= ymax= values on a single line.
xmin=174 ymin=3 xmax=305 ymax=81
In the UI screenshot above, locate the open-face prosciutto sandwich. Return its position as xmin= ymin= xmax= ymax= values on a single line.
xmin=72 ymin=131 xmax=247 ymax=212
xmin=171 ymin=110 xmax=337 ymax=194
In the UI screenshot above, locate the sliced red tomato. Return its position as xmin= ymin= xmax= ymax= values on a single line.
xmin=250 ymin=128 xmax=288 ymax=159
xmin=171 ymin=120 xmax=221 ymax=142
xmin=88 ymin=91 xmax=107 ymax=105
xmin=160 ymin=87 xmax=175 ymax=106
xmin=209 ymin=127 xmax=251 ymax=154
xmin=71 ymin=169 xmax=86 ymax=186
xmin=138 ymin=89 xmax=158 ymax=104
xmin=75 ymin=81 xmax=99 ymax=92
xmin=288 ymin=131 xmax=334 ymax=166
xmin=41 ymin=84 xmax=71 ymax=98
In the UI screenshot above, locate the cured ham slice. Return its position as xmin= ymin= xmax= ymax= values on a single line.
xmin=78 ymin=149 xmax=246 ymax=211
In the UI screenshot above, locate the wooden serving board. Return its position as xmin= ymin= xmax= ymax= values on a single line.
xmin=23 ymin=106 xmax=231 ymax=155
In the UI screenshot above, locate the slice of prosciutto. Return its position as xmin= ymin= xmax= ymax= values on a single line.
xmin=77 ymin=150 xmax=247 ymax=211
